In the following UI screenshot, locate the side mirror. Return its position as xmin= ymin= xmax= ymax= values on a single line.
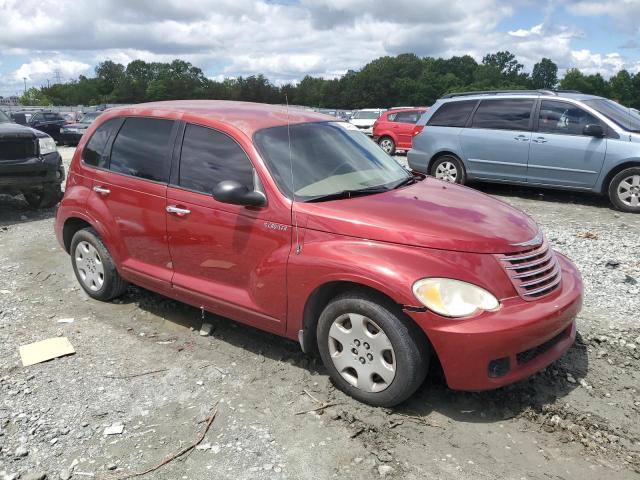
xmin=583 ymin=124 xmax=604 ymax=137
xmin=212 ymin=180 xmax=266 ymax=207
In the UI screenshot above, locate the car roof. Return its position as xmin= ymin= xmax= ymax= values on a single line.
xmin=103 ymin=100 xmax=336 ymax=137
xmin=385 ymin=107 xmax=428 ymax=113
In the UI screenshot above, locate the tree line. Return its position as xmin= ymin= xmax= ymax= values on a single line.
xmin=17 ymin=51 xmax=640 ymax=109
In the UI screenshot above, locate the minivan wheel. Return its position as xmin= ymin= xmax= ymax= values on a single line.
xmin=70 ymin=227 xmax=128 ymax=301
xmin=378 ymin=137 xmax=396 ymax=155
xmin=609 ymin=167 xmax=640 ymax=213
xmin=430 ymin=155 xmax=466 ymax=184
xmin=317 ymin=291 xmax=429 ymax=407
xmin=23 ymin=184 xmax=62 ymax=209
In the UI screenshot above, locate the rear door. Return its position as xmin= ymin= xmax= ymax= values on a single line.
xmin=88 ymin=116 xmax=178 ymax=292
xmin=393 ymin=110 xmax=425 ymax=149
xmin=166 ymin=123 xmax=289 ymax=334
xmin=459 ymin=98 xmax=534 ymax=182
xmin=527 ymin=100 xmax=607 ymax=188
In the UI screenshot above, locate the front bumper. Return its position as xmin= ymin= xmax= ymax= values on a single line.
xmin=406 ymin=253 xmax=582 ymax=391
xmin=0 ymin=152 xmax=65 ymax=189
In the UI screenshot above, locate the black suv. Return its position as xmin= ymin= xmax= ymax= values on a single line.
xmin=11 ymin=110 xmax=66 ymax=142
xmin=0 ymin=109 xmax=65 ymax=208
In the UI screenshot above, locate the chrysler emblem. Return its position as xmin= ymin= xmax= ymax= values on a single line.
xmin=511 ymin=231 xmax=543 ymax=247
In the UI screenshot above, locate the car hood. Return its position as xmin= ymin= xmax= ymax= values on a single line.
xmin=0 ymin=122 xmax=38 ymax=138
xmin=296 ymin=177 xmax=539 ymax=254
xmin=349 ymin=119 xmax=376 ymax=126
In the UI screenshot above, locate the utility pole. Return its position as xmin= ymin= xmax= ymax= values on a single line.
xmin=23 ymin=77 xmax=27 ymax=94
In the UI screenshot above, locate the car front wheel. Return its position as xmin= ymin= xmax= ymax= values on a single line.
xmin=609 ymin=167 xmax=640 ymax=213
xmin=317 ymin=291 xmax=429 ymax=407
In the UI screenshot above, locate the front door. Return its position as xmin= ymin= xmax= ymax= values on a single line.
xmin=166 ymin=123 xmax=289 ymax=334
xmin=527 ymin=100 xmax=607 ymax=188
xmin=88 ymin=116 xmax=176 ymax=291
xmin=459 ymin=98 xmax=535 ymax=182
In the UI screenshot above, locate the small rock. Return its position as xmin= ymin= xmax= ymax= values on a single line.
xmin=195 ymin=442 xmax=210 ymax=450
xmin=104 ymin=423 xmax=124 ymax=435
xmin=596 ymin=349 xmax=608 ymax=358
xmin=626 ymin=343 xmax=636 ymax=350
xmin=59 ymin=469 xmax=71 ymax=480
xmin=199 ymin=322 xmax=214 ymax=336
xmin=624 ymin=275 xmax=637 ymax=285
xmin=211 ymin=444 xmax=221 ymax=454
xmin=15 ymin=445 xmax=29 ymax=458
xmin=196 ymin=380 xmax=204 ymax=386
xmin=106 ymin=463 xmax=117 ymax=471
xmin=605 ymin=260 xmax=620 ymax=269
xmin=263 ymin=463 xmax=273 ymax=471
xmin=22 ymin=474 xmax=46 ymax=480
xmin=566 ymin=373 xmax=576 ymax=384
xmin=378 ymin=465 xmax=394 ymax=477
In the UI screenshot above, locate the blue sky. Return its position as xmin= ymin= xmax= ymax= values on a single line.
xmin=1 ymin=0 xmax=640 ymax=97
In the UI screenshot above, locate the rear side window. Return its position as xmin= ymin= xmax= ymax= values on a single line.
xmin=471 ymin=99 xmax=534 ymax=131
xmin=44 ymin=113 xmax=61 ymax=121
xmin=427 ymin=101 xmax=476 ymax=127
xmin=82 ymin=118 xmax=122 ymax=168
xmin=179 ymin=124 xmax=254 ymax=194
xmin=394 ymin=111 xmax=422 ymax=123
xmin=109 ymin=117 xmax=174 ymax=183
xmin=538 ymin=100 xmax=605 ymax=136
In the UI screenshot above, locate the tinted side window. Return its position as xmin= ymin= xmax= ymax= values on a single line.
xmin=394 ymin=111 xmax=422 ymax=123
xmin=538 ymin=100 xmax=605 ymax=136
xmin=109 ymin=117 xmax=174 ymax=182
xmin=44 ymin=113 xmax=61 ymax=121
xmin=427 ymin=101 xmax=476 ymax=127
xmin=472 ymin=99 xmax=534 ymax=131
xmin=179 ymin=124 xmax=253 ymax=194
xmin=82 ymin=118 xmax=122 ymax=168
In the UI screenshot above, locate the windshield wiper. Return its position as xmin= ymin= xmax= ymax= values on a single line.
xmin=389 ymin=175 xmax=418 ymax=189
xmin=306 ymin=185 xmax=390 ymax=203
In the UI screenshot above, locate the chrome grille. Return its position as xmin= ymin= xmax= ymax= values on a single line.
xmin=499 ymin=239 xmax=561 ymax=300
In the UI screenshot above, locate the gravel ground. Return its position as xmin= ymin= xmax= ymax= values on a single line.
xmin=0 ymin=147 xmax=638 ymax=480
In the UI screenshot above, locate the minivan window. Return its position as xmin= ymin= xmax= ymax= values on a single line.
xmin=179 ymin=124 xmax=254 ymax=194
xmin=82 ymin=118 xmax=122 ymax=168
xmin=109 ymin=117 xmax=174 ymax=183
xmin=427 ymin=100 xmax=476 ymax=127
xmin=472 ymin=99 xmax=534 ymax=131
xmin=0 ymin=110 xmax=10 ymax=123
xmin=538 ymin=100 xmax=604 ymax=136
xmin=254 ymin=122 xmax=410 ymax=201
xmin=583 ymin=98 xmax=640 ymax=132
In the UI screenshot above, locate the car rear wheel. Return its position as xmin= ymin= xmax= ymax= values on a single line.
xmin=317 ymin=291 xmax=429 ymax=407
xmin=23 ymin=184 xmax=62 ymax=209
xmin=430 ymin=155 xmax=466 ymax=184
xmin=609 ymin=167 xmax=640 ymax=213
xmin=70 ymin=227 xmax=128 ymax=301
xmin=378 ymin=136 xmax=396 ymax=155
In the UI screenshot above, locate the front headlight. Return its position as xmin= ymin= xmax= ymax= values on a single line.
xmin=412 ymin=278 xmax=499 ymax=318
xmin=38 ymin=137 xmax=57 ymax=155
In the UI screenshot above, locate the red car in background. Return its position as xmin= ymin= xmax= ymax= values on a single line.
xmin=373 ymin=107 xmax=428 ymax=155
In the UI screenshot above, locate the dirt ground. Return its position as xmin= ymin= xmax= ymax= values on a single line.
xmin=0 ymin=147 xmax=639 ymax=480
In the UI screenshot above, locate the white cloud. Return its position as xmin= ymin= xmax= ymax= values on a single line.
xmin=13 ymin=58 xmax=91 ymax=83
xmin=566 ymin=0 xmax=640 ymax=34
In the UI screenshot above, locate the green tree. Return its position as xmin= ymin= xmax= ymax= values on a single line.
xmin=530 ymin=58 xmax=558 ymax=89
xmin=19 ymin=87 xmax=52 ymax=106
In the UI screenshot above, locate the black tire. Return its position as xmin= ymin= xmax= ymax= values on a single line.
xmin=23 ymin=184 xmax=62 ymax=209
xmin=430 ymin=154 xmax=466 ymax=184
xmin=317 ymin=291 xmax=429 ymax=407
xmin=70 ymin=227 xmax=128 ymax=301
xmin=608 ymin=167 xmax=640 ymax=213
xmin=378 ymin=136 xmax=396 ymax=156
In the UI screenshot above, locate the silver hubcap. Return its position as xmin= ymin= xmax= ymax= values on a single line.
xmin=379 ymin=139 xmax=394 ymax=154
xmin=75 ymin=241 xmax=105 ymax=291
xmin=327 ymin=313 xmax=396 ymax=393
xmin=618 ymin=174 xmax=640 ymax=207
xmin=435 ymin=161 xmax=458 ymax=182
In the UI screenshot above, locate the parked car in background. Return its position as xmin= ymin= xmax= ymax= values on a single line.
xmin=60 ymin=111 xmax=102 ymax=145
xmin=348 ymin=108 xmax=385 ymax=136
xmin=408 ymin=90 xmax=640 ymax=213
xmin=11 ymin=110 xmax=66 ymax=142
xmin=0 ymin=109 xmax=64 ymax=208
xmin=373 ymin=107 xmax=428 ymax=155
xmin=55 ymin=100 xmax=582 ymax=407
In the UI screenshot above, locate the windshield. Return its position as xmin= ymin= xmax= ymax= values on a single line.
xmin=0 ymin=110 xmax=10 ymax=123
xmin=583 ymin=98 xmax=640 ymax=132
xmin=254 ymin=122 xmax=411 ymax=201
xmin=351 ymin=111 xmax=382 ymax=120
xmin=80 ymin=112 xmax=100 ymax=124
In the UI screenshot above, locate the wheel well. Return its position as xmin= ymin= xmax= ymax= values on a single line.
xmin=601 ymin=161 xmax=640 ymax=194
xmin=62 ymin=217 xmax=92 ymax=253
xmin=428 ymin=151 xmax=460 ymax=174
xmin=300 ymin=281 xmax=428 ymax=354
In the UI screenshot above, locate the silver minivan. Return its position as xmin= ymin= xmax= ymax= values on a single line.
xmin=408 ymin=90 xmax=640 ymax=212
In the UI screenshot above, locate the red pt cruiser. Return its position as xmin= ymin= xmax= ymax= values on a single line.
xmin=54 ymin=101 xmax=583 ymax=407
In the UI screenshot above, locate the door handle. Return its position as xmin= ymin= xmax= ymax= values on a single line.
xmin=166 ymin=205 xmax=191 ymax=217
xmin=93 ymin=186 xmax=110 ymax=195
xmin=533 ymin=137 xmax=548 ymax=143
xmin=514 ymin=135 xmax=528 ymax=142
